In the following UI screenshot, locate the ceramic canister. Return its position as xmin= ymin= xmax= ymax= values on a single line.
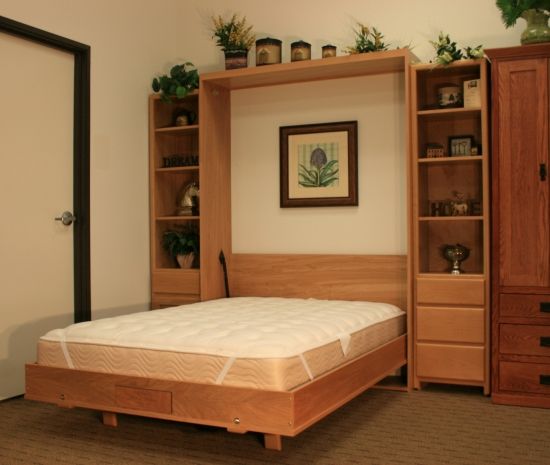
xmin=255 ymin=37 xmax=282 ymax=65
xmin=322 ymin=44 xmax=337 ymax=58
xmin=291 ymin=40 xmax=311 ymax=61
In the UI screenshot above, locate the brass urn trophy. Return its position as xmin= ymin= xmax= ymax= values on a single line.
xmin=442 ymin=243 xmax=470 ymax=275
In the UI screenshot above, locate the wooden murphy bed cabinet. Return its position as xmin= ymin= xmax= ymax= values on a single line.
xmin=410 ymin=60 xmax=490 ymax=393
xmin=487 ymin=44 xmax=550 ymax=408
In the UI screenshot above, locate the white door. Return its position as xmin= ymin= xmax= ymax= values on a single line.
xmin=0 ymin=32 xmax=75 ymax=399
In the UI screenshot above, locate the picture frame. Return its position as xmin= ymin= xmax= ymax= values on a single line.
xmin=448 ymin=135 xmax=474 ymax=157
xmin=279 ymin=121 xmax=358 ymax=208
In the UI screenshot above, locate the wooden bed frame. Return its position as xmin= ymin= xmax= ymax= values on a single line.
xmin=25 ymin=254 xmax=409 ymax=451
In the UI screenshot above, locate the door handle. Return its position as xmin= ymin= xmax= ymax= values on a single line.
xmin=540 ymin=163 xmax=547 ymax=181
xmin=54 ymin=211 xmax=76 ymax=226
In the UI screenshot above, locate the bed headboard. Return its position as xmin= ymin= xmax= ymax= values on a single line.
xmin=229 ymin=254 xmax=407 ymax=311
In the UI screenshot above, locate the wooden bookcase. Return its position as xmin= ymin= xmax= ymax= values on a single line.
xmin=410 ymin=60 xmax=490 ymax=393
xmin=149 ymin=92 xmax=201 ymax=308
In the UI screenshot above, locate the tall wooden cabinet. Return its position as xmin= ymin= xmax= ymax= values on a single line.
xmin=410 ymin=60 xmax=490 ymax=393
xmin=487 ymin=44 xmax=550 ymax=408
xmin=149 ymin=93 xmax=201 ymax=308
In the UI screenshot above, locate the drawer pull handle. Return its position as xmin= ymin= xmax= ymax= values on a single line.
xmin=541 ymin=337 xmax=550 ymax=347
xmin=540 ymin=302 xmax=550 ymax=313
xmin=540 ymin=375 xmax=550 ymax=386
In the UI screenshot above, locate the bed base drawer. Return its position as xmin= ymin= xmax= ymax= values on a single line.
xmin=115 ymin=385 xmax=172 ymax=414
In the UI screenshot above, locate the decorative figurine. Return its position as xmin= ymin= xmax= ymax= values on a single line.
xmin=176 ymin=181 xmax=200 ymax=216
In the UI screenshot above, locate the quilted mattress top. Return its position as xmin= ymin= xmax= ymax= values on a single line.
xmin=41 ymin=297 xmax=404 ymax=359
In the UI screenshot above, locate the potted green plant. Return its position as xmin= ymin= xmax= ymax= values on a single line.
xmin=211 ymin=13 xmax=255 ymax=69
xmin=346 ymin=23 xmax=389 ymax=54
xmin=151 ymin=62 xmax=199 ymax=102
xmin=496 ymin=0 xmax=550 ymax=44
xmin=162 ymin=225 xmax=199 ymax=269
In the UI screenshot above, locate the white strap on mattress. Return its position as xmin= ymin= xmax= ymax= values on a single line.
xmin=59 ymin=333 xmax=74 ymax=369
xmin=216 ymin=357 xmax=236 ymax=384
xmin=299 ymin=353 xmax=314 ymax=381
xmin=338 ymin=333 xmax=352 ymax=356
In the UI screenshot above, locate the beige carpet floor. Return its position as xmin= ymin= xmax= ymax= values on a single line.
xmin=1 ymin=385 xmax=549 ymax=465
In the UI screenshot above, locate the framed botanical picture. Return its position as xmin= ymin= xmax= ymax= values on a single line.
xmin=448 ymin=135 xmax=474 ymax=157
xmin=279 ymin=121 xmax=358 ymax=207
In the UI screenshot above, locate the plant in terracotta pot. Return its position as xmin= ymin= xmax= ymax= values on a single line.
xmin=162 ymin=225 xmax=199 ymax=269
xmin=496 ymin=0 xmax=550 ymax=44
xmin=211 ymin=13 xmax=255 ymax=69
xmin=151 ymin=62 xmax=199 ymax=102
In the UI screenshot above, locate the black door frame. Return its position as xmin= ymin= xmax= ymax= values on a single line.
xmin=0 ymin=15 xmax=91 ymax=322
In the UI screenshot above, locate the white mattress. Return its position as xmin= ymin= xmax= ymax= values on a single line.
xmin=39 ymin=297 xmax=406 ymax=390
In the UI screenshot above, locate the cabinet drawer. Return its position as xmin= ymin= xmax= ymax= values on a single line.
xmin=416 ymin=343 xmax=484 ymax=382
xmin=417 ymin=277 xmax=484 ymax=306
xmin=151 ymin=293 xmax=200 ymax=309
xmin=417 ymin=306 xmax=484 ymax=343
xmin=152 ymin=270 xmax=200 ymax=294
xmin=500 ymin=294 xmax=550 ymax=321
xmin=499 ymin=361 xmax=550 ymax=395
xmin=500 ymin=324 xmax=550 ymax=356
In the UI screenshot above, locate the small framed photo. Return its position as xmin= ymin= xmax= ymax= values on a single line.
xmin=448 ymin=135 xmax=474 ymax=157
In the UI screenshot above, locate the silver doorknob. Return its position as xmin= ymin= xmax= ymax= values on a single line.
xmin=55 ymin=211 xmax=76 ymax=226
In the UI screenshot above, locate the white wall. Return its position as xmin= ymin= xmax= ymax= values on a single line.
xmin=0 ymin=0 xmax=523 ymax=313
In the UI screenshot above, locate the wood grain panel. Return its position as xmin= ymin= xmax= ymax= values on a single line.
xmin=25 ymin=336 xmax=406 ymax=440
xmin=230 ymin=254 xmax=407 ymax=309
xmin=496 ymin=58 xmax=550 ymax=288
xmin=416 ymin=276 xmax=484 ymax=306
xmin=416 ymin=306 xmax=484 ymax=343
xmin=292 ymin=335 xmax=406 ymax=432
xmin=25 ymin=364 xmax=293 ymax=435
xmin=416 ymin=343 xmax=484 ymax=382
xmin=199 ymin=82 xmax=232 ymax=301
xmin=500 ymin=324 xmax=550 ymax=356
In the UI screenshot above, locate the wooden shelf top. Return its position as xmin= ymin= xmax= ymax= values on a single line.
xmin=155 ymin=124 xmax=198 ymax=134
xmin=418 ymin=216 xmax=484 ymax=221
xmin=156 ymin=216 xmax=200 ymax=221
xmin=412 ymin=58 xmax=485 ymax=72
xmin=200 ymin=48 xmax=418 ymax=90
xmin=417 ymin=272 xmax=485 ymax=279
xmin=418 ymin=155 xmax=483 ymax=164
xmin=156 ymin=166 xmax=199 ymax=173
xmin=417 ymin=107 xmax=481 ymax=117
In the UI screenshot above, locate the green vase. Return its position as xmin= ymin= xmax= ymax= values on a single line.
xmin=520 ymin=9 xmax=550 ymax=45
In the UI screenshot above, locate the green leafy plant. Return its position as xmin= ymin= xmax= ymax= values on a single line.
xmin=162 ymin=225 xmax=199 ymax=258
xmin=211 ymin=13 xmax=255 ymax=51
xmin=463 ymin=45 xmax=484 ymax=59
xmin=346 ymin=23 xmax=388 ymax=54
xmin=496 ymin=0 xmax=550 ymax=27
xmin=298 ymin=148 xmax=339 ymax=188
xmin=431 ymin=32 xmax=463 ymax=65
xmin=151 ymin=62 xmax=199 ymax=102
